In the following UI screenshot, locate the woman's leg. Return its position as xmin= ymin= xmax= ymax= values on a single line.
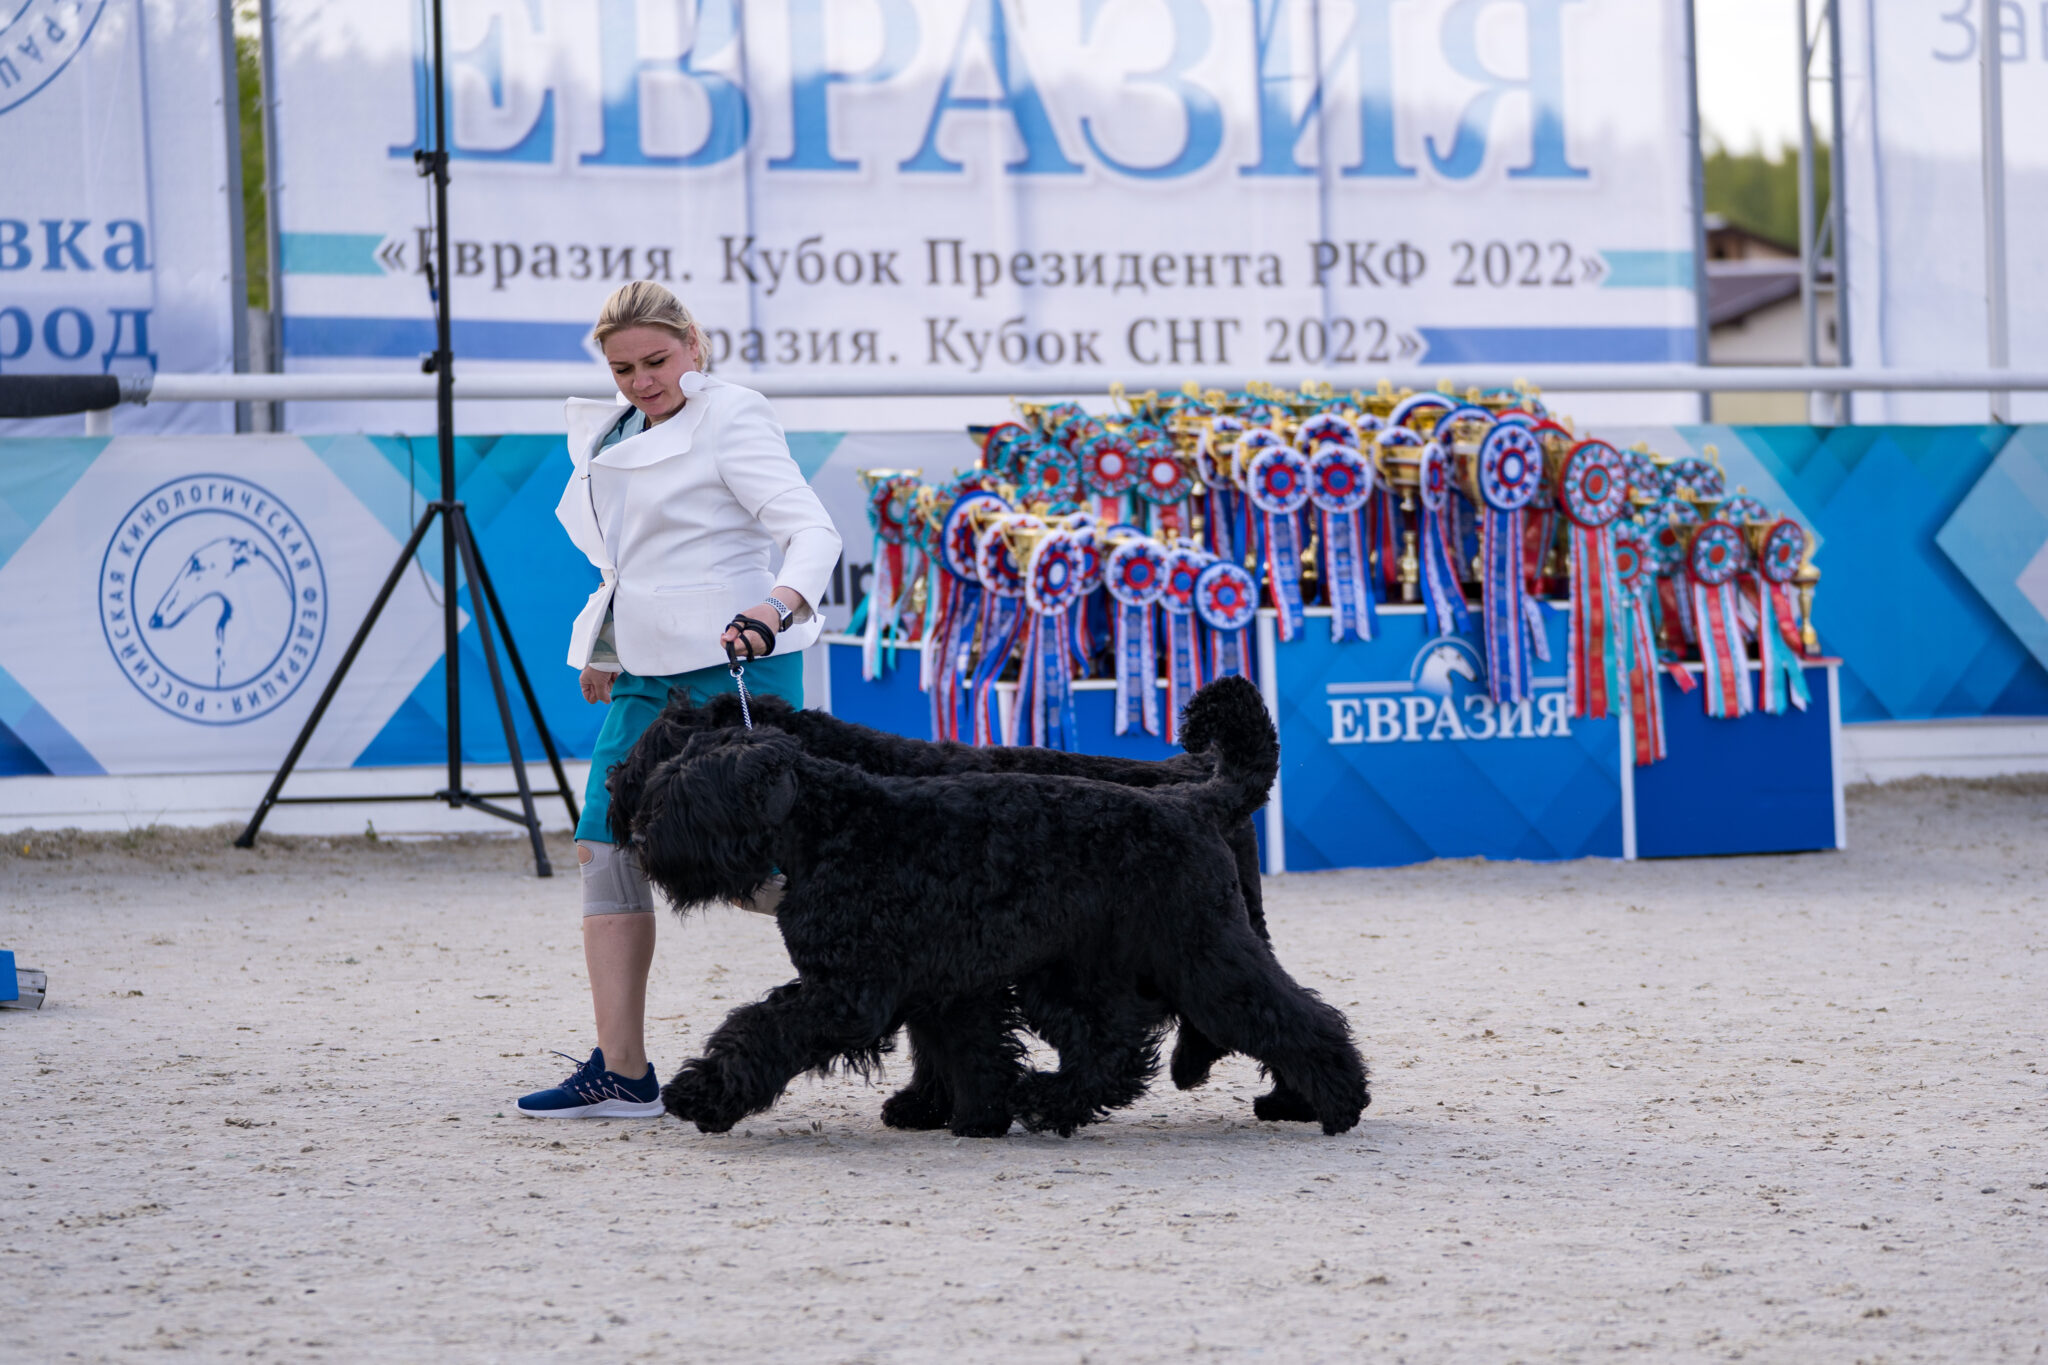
xmin=583 ymin=872 xmax=656 ymax=1078
xmin=571 ymin=674 xmax=670 ymax=1079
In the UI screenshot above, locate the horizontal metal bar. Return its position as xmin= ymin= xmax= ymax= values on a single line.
xmin=126 ymin=366 xmax=2048 ymax=405
xmin=271 ymin=787 xmax=569 ymax=806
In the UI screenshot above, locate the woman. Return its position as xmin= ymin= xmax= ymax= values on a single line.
xmin=518 ymin=281 xmax=841 ymax=1118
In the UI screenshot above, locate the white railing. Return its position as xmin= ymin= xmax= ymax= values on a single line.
xmin=118 ymin=365 xmax=2048 ymax=404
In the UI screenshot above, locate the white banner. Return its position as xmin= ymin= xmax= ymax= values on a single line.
xmin=270 ymin=0 xmax=1700 ymax=424
xmin=1842 ymin=0 xmax=2048 ymax=422
xmin=0 ymin=0 xmax=241 ymax=435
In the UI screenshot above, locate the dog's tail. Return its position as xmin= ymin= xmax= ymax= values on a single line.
xmin=1177 ymin=676 xmax=1278 ymax=828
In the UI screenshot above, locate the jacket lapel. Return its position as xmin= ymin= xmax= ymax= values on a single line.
xmin=558 ymin=397 xmax=625 ymax=569
xmin=590 ymin=372 xmax=714 ymax=470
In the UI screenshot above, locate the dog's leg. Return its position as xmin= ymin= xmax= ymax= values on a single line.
xmin=1014 ymin=968 xmax=1166 ymax=1138
xmin=662 ymin=977 xmax=897 ymax=1133
xmin=879 ymin=1021 xmax=954 ymax=1132
xmin=1156 ymin=932 xmax=1370 ymax=1136
xmin=924 ymin=990 xmax=1023 ymax=1139
xmin=1168 ymin=822 xmax=1274 ymax=1097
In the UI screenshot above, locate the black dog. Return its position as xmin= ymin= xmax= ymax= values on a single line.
xmin=632 ymin=677 xmax=1369 ymax=1138
xmin=605 ymin=688 xmax=1316 ymax=1125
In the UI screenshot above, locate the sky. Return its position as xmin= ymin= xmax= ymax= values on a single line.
xmin=1694 ymin=0 xmax=1807 ymax=153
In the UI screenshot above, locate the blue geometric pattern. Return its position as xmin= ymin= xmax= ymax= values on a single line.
xmin=1936 ymin=426 xmax=2048 ymax=676
xmin=1686 ymin=424 xmax=2048 ymax=722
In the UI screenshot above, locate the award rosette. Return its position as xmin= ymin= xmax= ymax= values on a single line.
xmin=1557 ymin=439 xmax=1629 ymax=720
xmin=967 ymin=514 xmax=1036 ymax=745
xmin=1134 ymin=440 xmax=1195 ymax=541
xmin=1668 ymin=455 xmax=1727 ymax=502
xmin=1245 ymin=444 xmax=1311 ymax=642
xmin=1077 ymin=431 xmax=1139 ymax=524
xmin=1105 ymin=537 xmax=1167 ymax=737
xmin=860 ymin=474 xmax=923 ymax=681
xmin=1022 ymin=443 xmax=1081 ymax=505
xmin=1308 ymin=443 xmax=1377 ymax=643
xmin=1157 ymin=544 xmax=1210 ymax=743
xmin=1749 ymin=517 xmax=1811 ymax=714
xmin=1014 ymin=530 xmax=1083 ymax=749
xmin=1687 ymin=519 xmax=1754 ymax=719
xmin=922 ymin=490 xmax=1008 ymax=740
xmin=1622 ymin=448 xmax=1672 ymax=504
xmin=1194 ymin=559 xmax=1257 ymax=680
xmin=1416 ymin=441 xmax=1472 ymax=638
xmin=1613 ymin=521 xmax=1665 ymax=765
xmin=1296 ymin=412 xmax=1360 ymax=454
xmin=1474 ymin=421 xmax=1544 ymax=705
xmin=980 ymin=421 xmax=1031 ymax=477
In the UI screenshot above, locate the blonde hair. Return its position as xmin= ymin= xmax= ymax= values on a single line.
xmin=592 ymin=281 xmax=700 ymax=350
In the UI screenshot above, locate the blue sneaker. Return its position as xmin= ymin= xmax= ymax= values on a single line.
xmin=516 ymin=1048 xmax=663 ymax=1119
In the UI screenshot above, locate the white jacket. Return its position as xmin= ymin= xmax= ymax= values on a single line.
xmin=556 ymin=374 xmax=842 ymax=677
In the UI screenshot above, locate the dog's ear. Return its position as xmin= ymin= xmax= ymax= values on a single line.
xmin=726 ymin=730 xmax=801 ymax=827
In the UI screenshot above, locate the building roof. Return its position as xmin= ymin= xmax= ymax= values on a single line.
xmin=1706 ymin=259 xmax=1832 ymax=327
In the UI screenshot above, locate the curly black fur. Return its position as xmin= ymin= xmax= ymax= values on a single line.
xmin=606 ymin=684 xmax=1316 ymax=1124
xmin=633 ymin=677 xmax=1369 ymax=1139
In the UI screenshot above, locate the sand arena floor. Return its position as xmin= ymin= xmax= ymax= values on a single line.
xmin=2 ymin=778 xmax=2044 ymax=1363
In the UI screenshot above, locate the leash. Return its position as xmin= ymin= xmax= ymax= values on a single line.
xmin=724 ymin=614 xmax=776 ymax=731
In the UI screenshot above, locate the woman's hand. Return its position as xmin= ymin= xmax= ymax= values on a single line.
xmin=719 ymin=603 xmax=784 ymax=659
xmin=579 ymin=666 xmax=616 ymax=704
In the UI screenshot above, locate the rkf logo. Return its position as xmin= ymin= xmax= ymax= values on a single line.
xmin=1326 ymin=635 xmax=1573 ymax=745
xmin=97 ymin=475 xmax=329 ymax=726
xmin=0 ymin=1 xmax=107 ymax=117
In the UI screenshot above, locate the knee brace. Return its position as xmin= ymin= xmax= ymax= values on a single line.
xmin=578 ymin=840 xmax=655 ymax=916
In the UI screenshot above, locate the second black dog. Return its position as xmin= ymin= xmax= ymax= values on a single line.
xmin=632 ymin=677 xmax=1369 ymax=1138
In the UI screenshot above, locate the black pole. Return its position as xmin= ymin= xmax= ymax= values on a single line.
xmin=235 ymin=0 xmax=572 ymax=873
xmin=428 ymin=0 xmax=462 ymax=805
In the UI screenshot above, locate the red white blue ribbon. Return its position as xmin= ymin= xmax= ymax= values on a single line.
xmin=1245 ymin=445 xmax=1310 ymax=642
xmin=1415 ymin=441 xmax=1471 ymax=639
xmin=1475 ymin=423 xmax=1543 ymax=705
xmin=1015 ymin=530 xmax=1083 ymax=749
xmin=1614 ymin=523 xmax=1666 ymax=765
xmin=1104 ymin=537 xmax=1166 ymax=737
xmin=1558 ymin=440 xmax=1629 ymax=720
xmin=1688 ymin=519 xmax=1753 ymax=719
xmin=1194 ymin=559 xmax=1257 ymax=679
xmin=861 ymin=475 xmax=919 ymax=681
xmin=1751 ymin=518 xmax=1810 ymax=714
xmin=1158 ymin=545 xmax=1208 ymax=744
xmin=969 ymin=517 xmax=1033 ymax=745
xmin=1308 ymin=443 xmax=1376 ymax=643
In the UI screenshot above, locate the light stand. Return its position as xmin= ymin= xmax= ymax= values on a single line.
xmin=237 ymin=0 xmax=576 ymax=874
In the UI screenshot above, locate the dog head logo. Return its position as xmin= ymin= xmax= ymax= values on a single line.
xmin=98 ymin=475 xmax=329 ymax=725
xmin=1410 ymin=636 xmax=1484 ymax=699
xmin=1 ymin=2 xmax=110 ymax=118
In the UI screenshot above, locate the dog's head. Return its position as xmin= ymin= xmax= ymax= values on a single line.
xmin=634 ymin=727 xmax=801 ymax=909
xmin=605 ymin=690 xmax=727 ymax=845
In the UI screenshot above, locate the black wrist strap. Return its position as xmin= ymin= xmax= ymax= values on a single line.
xmin=725 ymin=614 xmax=777 ymax=661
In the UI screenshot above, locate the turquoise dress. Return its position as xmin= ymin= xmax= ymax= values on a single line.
xmin=575 ymin=407 xmax=804 ymax=844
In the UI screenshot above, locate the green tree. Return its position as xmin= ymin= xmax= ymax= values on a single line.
xmin=1702 ymin=141 xmax=1831 ymax=251
xmin=237 ymin=23 xmax=267 ymax=310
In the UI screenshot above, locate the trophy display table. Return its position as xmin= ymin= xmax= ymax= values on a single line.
xmin=821 ymin=606 xmax=1842 ymax=874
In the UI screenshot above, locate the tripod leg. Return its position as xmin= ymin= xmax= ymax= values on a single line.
xmin=463 ymin=524 xmax=580 ymax=830
xmin=237 ymin=507 xmax=442 ymax=849
xmin=451 ymin=505 xmax=553 ymax=878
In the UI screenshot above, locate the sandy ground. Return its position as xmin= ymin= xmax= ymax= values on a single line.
xmin=1 ymin=780 xmax=2045 ymax=1364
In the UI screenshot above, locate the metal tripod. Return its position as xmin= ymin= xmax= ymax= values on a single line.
xmin=235 ymin=0 xmax=576 ymax=874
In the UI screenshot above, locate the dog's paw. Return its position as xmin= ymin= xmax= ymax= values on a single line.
xmin=661 ymin=1064 xmax=745 ymax=1134
xmin=1251 ymin=1085 xmax=1319 ymax=1124
xmin=1168 ymin=1027 xmax=1229 ymax=1091
xmin=880 ymin=1083 xmax=951 ymax=1131
xmin=1012 ymin=1074 xmax=1086 ymax=1138
xmin=948 ymin=1110 xmax=1014 ymax=1139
